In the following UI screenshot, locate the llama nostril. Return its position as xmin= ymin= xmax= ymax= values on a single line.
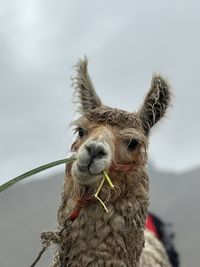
xmin=85 ymin=143 xmax=107 ymax=160
xmin=96 ymin=150 xmax=106 ymax=159
xmin=86 ymin=145 xmax=92 ymax=155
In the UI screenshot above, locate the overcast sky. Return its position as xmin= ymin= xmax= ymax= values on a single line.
xmin=1 ymin=0 xmax=200 ymax=185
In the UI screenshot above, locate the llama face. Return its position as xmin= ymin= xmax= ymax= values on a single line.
xmin=71 ymin=120 xmax=114 ymax=185
xmin=71 ymin=110 xmax=147 ymax=186
xmin=85 ymin=106 xmax=148 ymax=166
xmin=71 ymin=57 xmax=171 ymax=186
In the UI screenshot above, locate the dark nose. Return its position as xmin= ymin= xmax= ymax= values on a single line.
xmin=85 ymin=142 xmax=107 ymax=160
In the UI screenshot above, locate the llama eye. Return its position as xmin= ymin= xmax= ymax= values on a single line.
xmin=78 ymin=127 xmax=86 ymax=138
xmin=125 ymin=139 xmax=139 ymax=150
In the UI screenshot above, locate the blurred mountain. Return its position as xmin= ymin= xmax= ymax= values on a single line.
xmin=0 ymin=165 xmax=199 ymax=267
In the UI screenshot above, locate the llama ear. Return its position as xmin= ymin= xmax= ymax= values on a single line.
xmin=73 ymin=56 xmax=102 ymax=113
xmin=138 ymin=75 xmax=171 ymax=134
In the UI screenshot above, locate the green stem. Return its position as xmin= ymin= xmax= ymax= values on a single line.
xmin=0 ymin=156 xmax=76 ymax=193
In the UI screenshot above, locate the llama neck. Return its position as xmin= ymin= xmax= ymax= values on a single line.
xmin=57 ymin=170 xmax=149 ymax=267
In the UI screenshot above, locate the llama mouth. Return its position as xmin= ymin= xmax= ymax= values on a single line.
xmin=74 ymin=163 xmax=102 ymax=185
xmin=76 ymin=163 xmax=89 ymax=173
xmin=77 ymin=162 xmax=103 ymax=175
xmin=72 ymin=161 xmax=104 ymax=186
xmin=89 ymin=163 xmax=103 ymax=175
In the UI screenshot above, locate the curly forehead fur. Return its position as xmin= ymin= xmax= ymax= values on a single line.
xmin=86 ymin=106 xmax=143 ymax=129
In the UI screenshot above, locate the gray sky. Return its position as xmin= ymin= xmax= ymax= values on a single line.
xmin=1 ymin=0 xmax=200 ymax=184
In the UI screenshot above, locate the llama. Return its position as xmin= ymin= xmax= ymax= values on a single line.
xmin=51 ymin=57 xmax=172 ymax=267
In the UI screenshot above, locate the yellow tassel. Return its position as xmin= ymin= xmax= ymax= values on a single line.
xmin=94 ymin=170 xmax=114 ymax=213
xmin=103 ymin=170 xmax=114 ymax=188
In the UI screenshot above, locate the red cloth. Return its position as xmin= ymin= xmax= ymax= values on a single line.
xmin=145 ymin=213 xmax=160 ymax=239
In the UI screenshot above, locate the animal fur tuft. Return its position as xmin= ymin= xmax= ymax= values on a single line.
xmin=72 ymin=56 xmax=102 ymax=113
xmin=139 ymin=74 xmax=171 ymax=134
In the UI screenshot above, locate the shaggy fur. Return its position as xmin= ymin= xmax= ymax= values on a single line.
xmin=51 ymin=57 xmax=172 ymax=267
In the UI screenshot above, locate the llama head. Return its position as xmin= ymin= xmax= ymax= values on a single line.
xmin=71 ymin=57 xmax=171 ymax=187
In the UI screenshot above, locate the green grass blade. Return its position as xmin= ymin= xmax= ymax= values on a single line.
xmin=0 ymin=156 xmax=76 ymax=193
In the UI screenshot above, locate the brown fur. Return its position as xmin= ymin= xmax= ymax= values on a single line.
xmin=51 ymin=57 xmax=172 ymax=267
